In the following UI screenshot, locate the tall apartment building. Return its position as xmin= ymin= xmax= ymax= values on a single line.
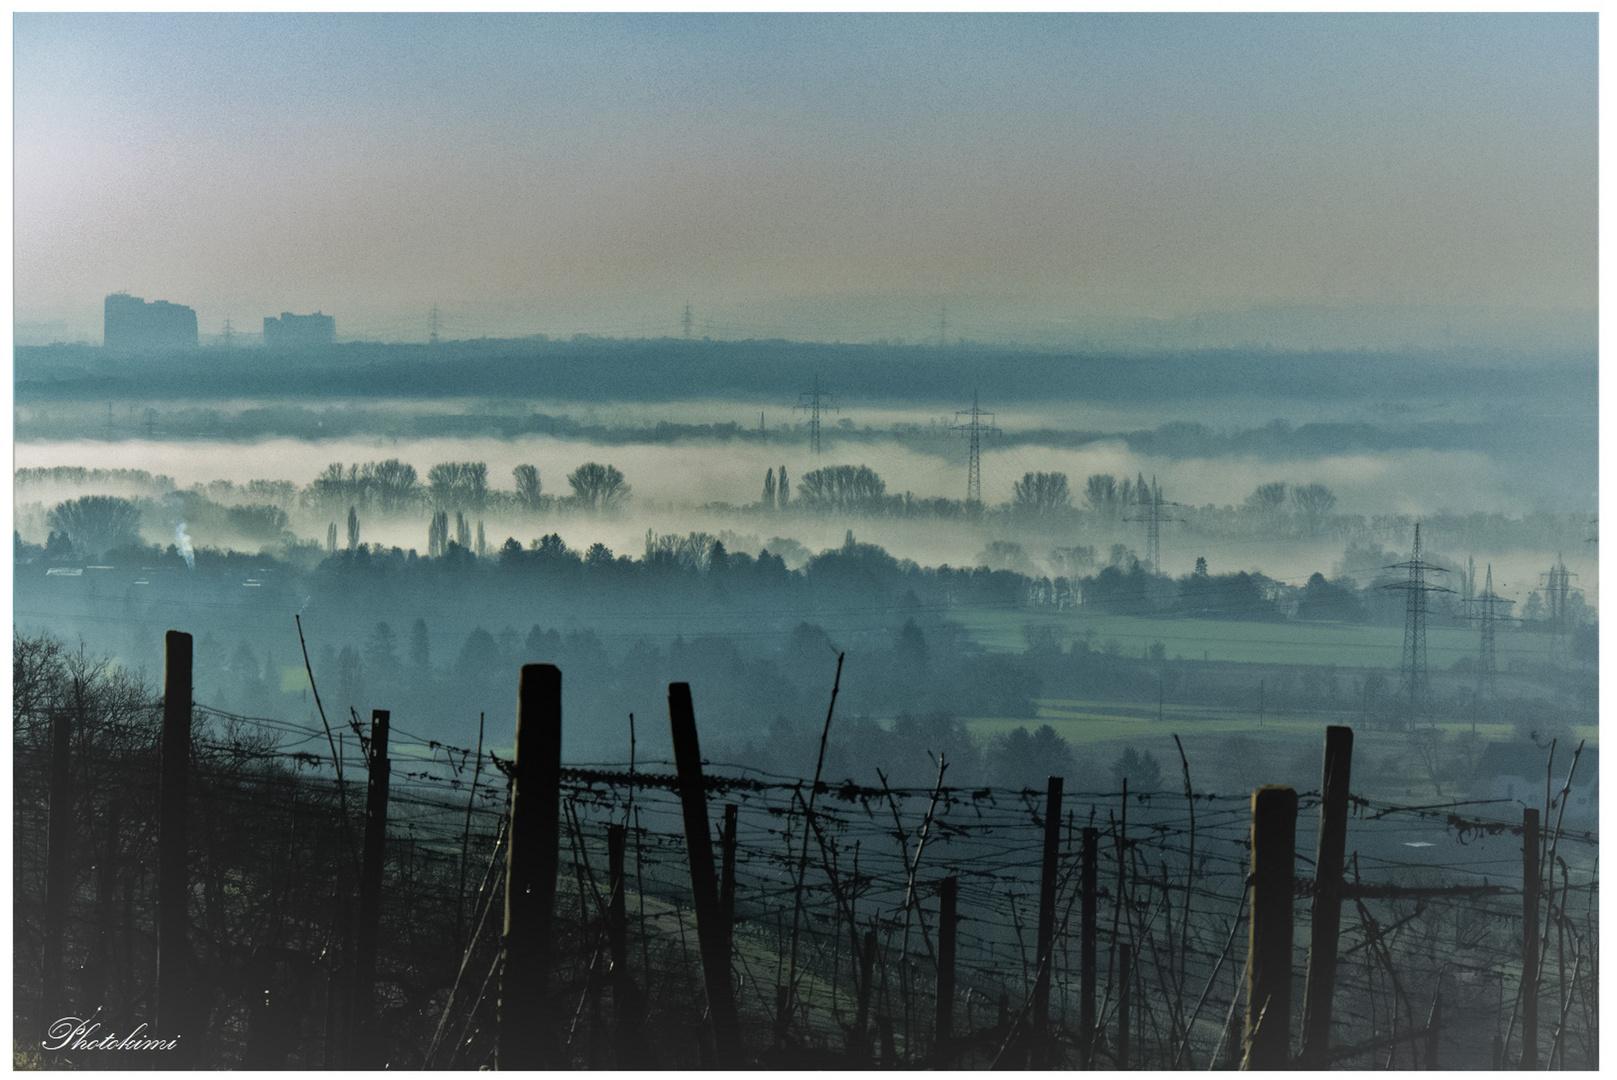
xmin=104 ymin=293 xmax=199 ymax=350
xmin=263 ymin=311 xmax=336 ymax=347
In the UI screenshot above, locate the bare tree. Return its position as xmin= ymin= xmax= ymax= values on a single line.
xmin=1245 ymin=481 xmax=1289 ymax=516
xmin=796 ymin=465 xmax=887 ymax=514
xmin=512 ymin=465 xmax=543 ymax=512
xmin=1084 ymin=473 xmax=1120 ymax=516
xmin=567 ymin=463 xmax=631 ymax=510
xmin=362 ymin=459 xmax=419 ymax=512
xmin=427 ymin=462 xmax=489 ymax=512
xmin=47 ymin=496 xmax=142 ymax=559
xmin=1291 ymin=482 xmax=1337 ymax=534
xmin=1012 ymin=472 xmax=1071 ymax=516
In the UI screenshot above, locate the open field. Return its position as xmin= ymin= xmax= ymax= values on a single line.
xmin=953 ymin=606 xmax=1574 ymax=670
xmin=965 ymin=698 xmax=1596 ymax=805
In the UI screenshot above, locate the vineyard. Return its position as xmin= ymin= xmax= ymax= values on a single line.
xmin=13 ymin=630 xmax=1598 ymax=1070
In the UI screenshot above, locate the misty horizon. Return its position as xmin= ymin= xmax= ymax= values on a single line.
xmin=13 ymin=13 xmax=1597 ymax=1072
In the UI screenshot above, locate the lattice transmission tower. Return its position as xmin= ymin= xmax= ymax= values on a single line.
xmin=1464 ymin=563 xmax=1514 ymax=702
xmin=952 ymin=391 xmax=999 ymax=505
xmin=1540 ymin=555 xmax=1579 ymax=637
xmin=794 ymin=374 xmax=836 ymax=454
xmin=1382 ymin=523 xmax=1453 ymax=722
xmin=1123 ymin=476 xmax=1182 ymax=571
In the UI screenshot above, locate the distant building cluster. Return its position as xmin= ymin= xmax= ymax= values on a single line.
xmin=100 ymin=293 xmax=339 ymax=348
xmin=103 ymin=293 xmax=198 ymax=351
xmin=264 ymin=311 xmax=336 ymax=348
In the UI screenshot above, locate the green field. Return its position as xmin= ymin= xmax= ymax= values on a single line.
xmin=964 ymin=698 xmax=1595 ymax=803
xmin=952 ymin=607 xmax=1570 ymax=671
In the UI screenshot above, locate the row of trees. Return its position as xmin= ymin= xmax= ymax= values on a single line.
xmin=304 ymin=460 xmax=630 ymax=514
xmin=743 ymin=464 xmax=1343 ymax=528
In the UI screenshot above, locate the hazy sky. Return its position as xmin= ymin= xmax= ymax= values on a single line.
xmin=14 ymin=13 xmax=1597 ymax=344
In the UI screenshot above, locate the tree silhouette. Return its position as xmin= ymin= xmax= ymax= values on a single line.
xmin=1245 ymin=481 xmax=1289 ymax=516
xmin=567 ymin=463 xmax=631 ymax=510
xmin=796 ymin=465 xmax=887 ymax=514
xmin=427 ymin=462 xmax=489 ymax=512
xmin=46 ymin=496 xmax=142 ymax=559
xmin=1012 ymin=472 xmax=1071 ymax=516
xmin=1084 ymin=474 xmax=1121 ymax=516
xmin=512 ymin=465 xmax=543 ymax=512
xmin=1291 ymin=482 xmax=1337 ymax=533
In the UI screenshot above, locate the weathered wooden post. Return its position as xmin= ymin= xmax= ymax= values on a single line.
xmin=41 ymin=709 xmax=73 ymax=1032
xmin=668 ymin=682 xmax=744 ymax=1068
xmin=606 ymin=821 xmax=645 ymax=1063
xmin=935 ymin=875 xmax=957 ymax=1063
xmin=157 ymin=630 xmax=192 ymax=1064
xmin=854 ymin=928 xmax=877 ymax=1061
xmin=1117 ymin=942 xmax=1132 ymax=1069
xmin=498 ymin=664 xmax=562 ymax=1070
xmin=1033 ymin=776 xmax=1063 ymax=1065
xmin=1521 ymin=806 xmax=1540 ymax=1070
xmin=1299 ymin=725 xmax=1353 ymax=1068
xmin=719 ymin=803 xmax=739 ymax=956
xmin=1244 ymin=785 xmax=1297 ymax=1070
xmin=607 ymin=824 xmax=628 ymax=983
xmin=1080 ymin=825 xmax=1098 ymax=1068
xmin=348 ymin=709 xmax=390 ymax=1069
xmin=1424 ymin=990 xmax=1441 ymax=1070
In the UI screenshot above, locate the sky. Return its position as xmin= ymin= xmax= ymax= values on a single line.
xmin=12 ymin=13 xmax=1598 ymax=346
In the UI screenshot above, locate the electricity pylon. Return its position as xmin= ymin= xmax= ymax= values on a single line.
xmin=1464 ymin=564 xmax=1514 ymax=702
xmin=1123 ymin=476 xmax=1183 ymax=571
xmin=1539 ymin=555 xmax=1579 ymax=637
xmin=794 ymin=374 xmax=836 ymax=454
xmin=429 ymin=305 xmax=441 ymax=346
xmin=1382 ymin=523 xmax=1453 ymax=724
xmin=682 ymin=304 xmax=694 ymax=339
xmin=952 ymin=390 xmax=999 ymax=505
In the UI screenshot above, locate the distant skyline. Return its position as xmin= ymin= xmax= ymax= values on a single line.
xmin=14 ymin=13 xmax=1596 ymax=348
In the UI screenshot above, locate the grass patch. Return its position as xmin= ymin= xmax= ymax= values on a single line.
xmin=953 ymin=607 xmax=1571 ymax=670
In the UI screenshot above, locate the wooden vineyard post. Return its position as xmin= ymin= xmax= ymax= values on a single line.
xmin=41 ymin=709 xmax=73 ymax=1033
xmin=719 ymin=803 xmax=739 ymax=956
xmin=668 ymin=682 xmax=744 ymax=1068
xmin=348 ymin=710 xmax=390 ymax=1069
xmin=1244 ymin=785 xmax=1297 ymax=1070
xmin=855 ymin=928 xmax=877 ymax=1061
xmin=1117 ymin=942 xmax=1132 ymax=1069
xmin=607 ymin=824 xmax=628 ymax=989
xmin=935 ymin=875 xmax=957 ymax=1064
xmin=498 ymin=664 xmax=562 ymax=1070
xmin=1424 ymin=990 xmax=1441 ymax=1070
xmin=1521 ymin=807 xmax=1540 ymax=1070
xmin=157 ymin=630 xmax=193 ymax=1065
xmin=1080 ymin=825 xmax=1098 ymax=1068
xmin=1033 ymin=776 xmax=1064 ymax=1065
xmin=1299 ymin=725 xmax=1353 ymax=1068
